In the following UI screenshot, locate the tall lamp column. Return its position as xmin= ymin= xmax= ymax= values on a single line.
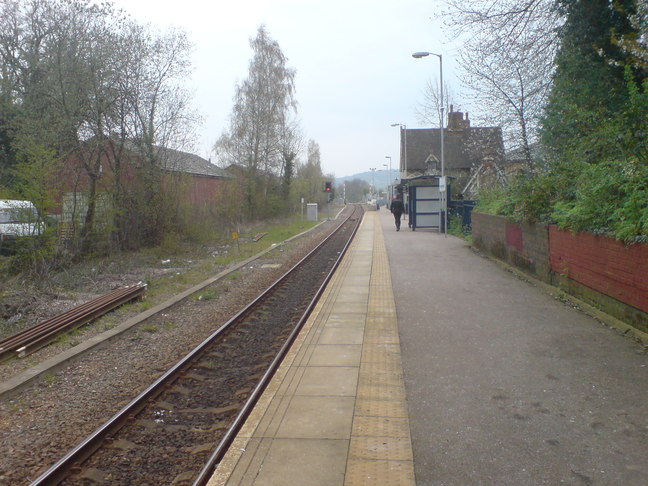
xmin=385 ymin=156 xmax=392 ymax=202
xmin=390 ymin=123 xmax=407 ymax=180
xmin=412 ymin=51 xmax=445 ymax=235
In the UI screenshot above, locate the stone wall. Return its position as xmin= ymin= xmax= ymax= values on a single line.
xmin=472 ymin=212 xmax=551 ymax=283
xmin=472 ymin=212 xmax=647 ymax=333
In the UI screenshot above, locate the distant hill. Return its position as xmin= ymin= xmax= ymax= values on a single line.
xmin=334 ymin=170 xmax=398 ymax=190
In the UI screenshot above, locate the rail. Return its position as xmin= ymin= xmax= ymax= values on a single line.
xmin=30 ymin=205 xmax=362 ymax=486
xmin=0 ymin=283 xmax=146 ymax=362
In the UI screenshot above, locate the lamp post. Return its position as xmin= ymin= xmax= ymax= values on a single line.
xmin=413 ymin=51 xmax=446 ymax=235
xmin=382 ymin=164 xmax=388 ymax=205
xmin=390 ymin=123 xmax=407 ymax=179
xmin=385 ymin=156 xmax=392 ymax=201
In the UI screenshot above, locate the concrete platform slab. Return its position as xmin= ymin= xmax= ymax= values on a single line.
xmin=306 ymin=344 xmax=362 ymax=367
xmin=319 ymin=327 xmax=365 ymax=345
xmin=209 ymin=212 xmax=415 ymax=486
xmin=294 ymin=366 xmax=359 ymax=396
xmin=275 ymin=395 xmax=356 ymax=439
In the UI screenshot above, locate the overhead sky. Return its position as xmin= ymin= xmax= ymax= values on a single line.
xmin=110 ymin=0 xmax=462 ymax=178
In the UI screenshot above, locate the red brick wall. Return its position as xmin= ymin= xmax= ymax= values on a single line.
xmin=188 ymin=175 xmax=223 ymax=206
xmin=163 ymin=172 xmax=224 ymax=208
xmin=549 ymin=226 xmax=648 ymax=313
xmin=472 ymin=212 xmax=508 ymax=258
xmin=472 ymin=212 xmax=648 ymax=330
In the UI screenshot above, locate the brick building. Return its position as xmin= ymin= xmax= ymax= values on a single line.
xmin=53 ymin=139 xmax=229 ymax=228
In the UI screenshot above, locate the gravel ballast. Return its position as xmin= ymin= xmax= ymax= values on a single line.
xmin=0 ymin=216 xmax=342 ymax=486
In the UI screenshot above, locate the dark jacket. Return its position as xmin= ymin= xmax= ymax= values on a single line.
xmin=390 ymin=199 xmax=404 ymax=215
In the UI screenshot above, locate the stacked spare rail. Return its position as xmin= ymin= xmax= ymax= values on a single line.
xmin=0 ymin=283 xmax=147 ymax=362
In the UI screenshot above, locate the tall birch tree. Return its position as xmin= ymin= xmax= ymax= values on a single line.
xmin=215 ymin=25 xmax=297 ymax=219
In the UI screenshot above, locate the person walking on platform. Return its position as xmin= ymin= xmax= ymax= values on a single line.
xmin=390 ymin=193 xmax=404 ymax=231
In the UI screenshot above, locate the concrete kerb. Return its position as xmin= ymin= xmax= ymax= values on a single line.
xmin=0 ymin=213 xmax=340 ymax=399
xmin=471 ymin=246 xmax=648 ymax=347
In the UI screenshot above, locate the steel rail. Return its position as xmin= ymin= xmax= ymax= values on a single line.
xmin=192 ymin=205 xmax=363 ymax=486
xmin=0 ymin=284 xmax=146 ymax=361
xmin=29 ymin=205 xmax=363 ymax=486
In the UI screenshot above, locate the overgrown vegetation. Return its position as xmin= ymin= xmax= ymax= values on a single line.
xmin=447 ymin=213 xmax=472 ymax=241
xmin=0 ymin=213 xmax=323 ymax=338
xmin=459 ymin=0 xmax=647 ymax=244
xmin=213 ymin=27 xmax=333 ymax=222
xmin=0 ymin=4 xmax=331 ymax=282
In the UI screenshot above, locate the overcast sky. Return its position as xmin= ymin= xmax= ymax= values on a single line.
xmin=111 ymin=0 xmax=462 ymax=178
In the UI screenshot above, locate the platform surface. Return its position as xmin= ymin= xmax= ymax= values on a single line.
xmin=209 ymin=211 xmax=415 ymax=485
xmin=210 ymin=209 xmax=648 ymax=485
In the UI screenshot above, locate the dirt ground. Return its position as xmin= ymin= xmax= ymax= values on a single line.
xmin=0 ymin=216 xmax=323 ymax=341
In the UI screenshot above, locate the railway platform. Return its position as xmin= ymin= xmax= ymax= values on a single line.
xmin=209 ymin=209 xmax=648 ymax=485
xmin=208 ymin=210 xmax=414 ymax=485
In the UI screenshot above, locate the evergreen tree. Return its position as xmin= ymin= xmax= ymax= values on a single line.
xmin=541 ymin=0 xmax=645 ymax=161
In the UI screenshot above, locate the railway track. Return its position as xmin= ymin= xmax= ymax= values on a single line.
xmin=31 ymin=204 xmax=364 ymax=486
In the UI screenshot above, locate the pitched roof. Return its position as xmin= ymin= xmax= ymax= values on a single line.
xmin=155 ymin=146 xmax=230 ymax=178
xmin=401 ymin=113 xmax=505 ymax=173
xmin=118 ymin=139 xmax=229 ymax=178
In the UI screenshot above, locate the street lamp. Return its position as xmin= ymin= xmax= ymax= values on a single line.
xmin=390 ymin=123 xmax=407 ymax=178
xmin=413 ymin=51 xmax=446 ymax=235
xmin=369 ymin=167 xmax=376 ymax=201
xmin=385 ymin=156 xmax=392 ymax=201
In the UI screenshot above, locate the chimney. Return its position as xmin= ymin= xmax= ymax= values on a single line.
xmin=447 ymin=105 xmax=466 ymax=130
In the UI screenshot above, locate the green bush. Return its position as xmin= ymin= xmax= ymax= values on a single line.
xmin=4 ymin=228 xmax=66 ymax=280
xmin=552 ymin=161 xmax=648 ymax=244
xmin=474 ymin=187 xmax=507 ymax=215
xmin=480 ymin=70 xmax=647 ymax=244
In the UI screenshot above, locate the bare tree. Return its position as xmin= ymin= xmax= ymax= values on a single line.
xmin=0 ymin=0 xmax=199 ymax=253
xmin=112 ymin=22 xmax=199 ymax=247
xmin=278 ymin=120 xmax=302 ymax=199
xmin=459 ymin=27 xmax=555 ymax=164
xmin=415 ymin=78 xmax=455 ymax=127
xmin=292 ymin=139 xmax=327 ymax=208
xmin=439 ymin=0 xmax=562 ymax=165
xmin=440 ymin=0 xmax=560 ymax=46
xmin=215 ymin=25 xmax=297 ymax=219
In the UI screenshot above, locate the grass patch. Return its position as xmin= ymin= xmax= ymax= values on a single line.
xmin=192 ymin=290 xmax=218 ymax=301
xmin=43 ymin=373 xmax=60 ymax=385
xmin=163 ymin=321 xmax=179 ymax=330
xmin=54 ymin=333 xmax=74 ymax=346
xmin=215 ymin=219 xmax=318 ymax=266
xmin=140 ymin=323 xmax=159 ymax=333
xmin=1 ymin=214 xmax=320 ymax=343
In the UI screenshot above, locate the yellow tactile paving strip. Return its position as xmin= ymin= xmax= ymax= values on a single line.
xmin=344 ymin=213 xmax=415 ymax=486
xmin=207 ymin=212 xmax=415 ymax=486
